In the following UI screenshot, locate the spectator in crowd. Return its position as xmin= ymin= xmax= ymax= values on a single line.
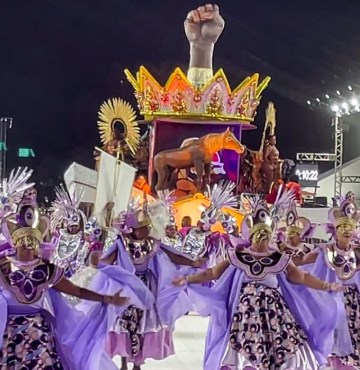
xmin=133 ymin=174 xmax=151 ymax=195
xmin=179 ymin=216 xmax=192 ymax=237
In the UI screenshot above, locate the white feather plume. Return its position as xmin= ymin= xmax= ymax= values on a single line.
xmin=50 ymin=184 xmax=86 ymax=231
xmin=0 ymin=167 xmax=34 ymax=204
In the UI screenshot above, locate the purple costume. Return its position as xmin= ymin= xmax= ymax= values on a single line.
xmin=307 ymin=198 xmax=360 ymax=368
xmin=186 ymin=200 xmax=337 ymax=370
xmin=101 ymin=236 xmax=191 ymax=365
xmin=0 ymin=177 xmax=137 ymax=370
xmin=81 ymin=199 xmax=191 ymax=366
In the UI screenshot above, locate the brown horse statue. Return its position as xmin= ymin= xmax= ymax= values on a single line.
xmin=154 ymin=128 xmax=244 ymax=191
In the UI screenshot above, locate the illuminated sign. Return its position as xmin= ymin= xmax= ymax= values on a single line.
xmin=0 ymin=142 xmax=7 ymax=151
xmin=18 ymin=148 xmax=35 ymax=158
xmin=295 ymin=163 xmax=319 ymax=187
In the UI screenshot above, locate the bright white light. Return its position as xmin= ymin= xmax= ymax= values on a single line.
xmin=342 ymin=102 xmax=349 ymax=110
xmin=315 ymin=98 xmax=320 ymax=103
xmin=348 ymin=85 xmax=353 ymax=91
xmin=306 ymin=100 xmax=311 ymax=105
xmin=331 ymin=104 xmax=339 ymax=112
xmin=336 ymin=90 xmax=341 ymax=95
xmin=325 ymin=94 xmax=330 ymax=99
xmin=351 ymin=98 xmax=358 ymax=106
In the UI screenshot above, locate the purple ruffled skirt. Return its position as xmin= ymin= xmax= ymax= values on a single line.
xmin=105 ymin=269 xmax=174 ymax=365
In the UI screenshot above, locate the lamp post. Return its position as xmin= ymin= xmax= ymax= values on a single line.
xmin=0 ymin=117 xmax=13 ymax=182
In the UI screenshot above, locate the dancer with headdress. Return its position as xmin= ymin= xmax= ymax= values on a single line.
xmin=159 ymin=191 xmax=183 ymax=253
xmin=173 ymin=194 xmax=340 ymax=370
xmin=181 ymin=182 xmax=239 ymax=268
xmin=206 ymin=212 xmax=243 ymax=263
xmin=276 ymin=200 xmax=317 ymax=266
xmin=0 ymin=177 xmax=137 ymax=370
xmin=87 ymin=197 xmax=192 ymax=370
xmin=299 ymin=197 xmax=360 ymax=369
xmin=50 ymin=184 xmax=89 ymax=277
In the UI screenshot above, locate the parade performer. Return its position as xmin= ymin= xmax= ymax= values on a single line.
xmin=206 ymin=212 xmax=243 ymax=264
xmin=276 ymin=200 xmax=316 ymax=265
xmin=181 ymin=182 xmax=238 ymax=268
xmin=69 ymin=216 xmax=105 ymax=296
xmin=163 ymin=219 xmax=183 ymax=252
xmin=87 ymin=197 xmax=192 ymax=370
xmin=299 ymin=198 xmax=360 ymax=369
xmin=174 ymin=198 xmax=339 ymax=370
xmin=158 ymin=191 xmax=183 ymax=252
xmin=0 ymin=184 xmax=133 ymax=370
xmin=50 ymin=184 xmax=88 ymax=277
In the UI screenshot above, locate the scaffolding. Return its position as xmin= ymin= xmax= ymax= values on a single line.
xmin=296 ymin=153 xmax=335 ymax=161
xmin=297 ymin=115 xmax=360 ymax=198
xmin=333 ymin=116 xmax=343 ymax=198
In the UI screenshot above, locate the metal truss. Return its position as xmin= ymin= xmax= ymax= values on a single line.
xmin=334 ymin=116 xmax=343 ymax=198
xmin=341 ymin=176 xmax=360 ymax=183
xmin=296 ymin=153 xmax=336 ymax=161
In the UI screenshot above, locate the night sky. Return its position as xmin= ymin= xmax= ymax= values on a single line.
xmin=1 ymin=0 xmax=360 ymax=198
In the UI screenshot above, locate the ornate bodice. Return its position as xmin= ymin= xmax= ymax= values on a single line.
xmin=163 ymin=234 xmax=183 ymax=252
xmin=324 ymin=243 xmax=360 ymax=280
xmin=53 ymin=231 xmax=86 ymax=276
xmin=227 ymin=248 xmax=292 ymax=280
xmin=124 ymin=237 xmax=157 ymax=265
xmin=182 ymin=229 xmax=209 ymax=259
xmin=0 ymin=259 xmax=64 ymax=304
xmin=280 ymin=242 xmax=313 ymax=258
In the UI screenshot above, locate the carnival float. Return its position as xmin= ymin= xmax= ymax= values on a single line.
xmin=61 ymin=2 xmax=300 ymax=238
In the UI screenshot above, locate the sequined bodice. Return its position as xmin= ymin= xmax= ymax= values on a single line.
xmin=163 ymin=234 xmax=183 ymax=252
xmin=0 ymin=260 xmax=64 ymax=304
xmin=325 ymin=243 xmax=360 ymax=280
xmin=182 ymin=229 xmax=209 ymax=259
xmin=227 ymin=249 xmax=292 ymax=280
xmin=125 ymin=237 xmax=156 ymax=265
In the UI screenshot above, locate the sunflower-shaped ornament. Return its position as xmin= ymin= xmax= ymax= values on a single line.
xmin=97 ymin=98 xmax=141 ymax=161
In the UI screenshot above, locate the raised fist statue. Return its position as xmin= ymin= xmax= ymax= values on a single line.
xmin=184 ymin=4 xmax=225 ymax=46
xmin=185 ymin=4 xmax=225 ymax=85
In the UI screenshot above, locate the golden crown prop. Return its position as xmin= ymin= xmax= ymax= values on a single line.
xmin=124 ymin=66 xmax=270 ymax=123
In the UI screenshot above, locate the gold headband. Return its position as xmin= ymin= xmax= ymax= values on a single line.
xmin=11 ymin=227 xmax=43 ymax=246
xmin=335 ymin=217 xmax=357 ymax=229
xmin=249 ymin=223 xmax=273 ymax=237
xmin=287 ymin=225 xmax=303 ymax=236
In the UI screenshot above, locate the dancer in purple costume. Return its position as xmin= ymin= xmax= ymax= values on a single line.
xmin=90 ymin=198 xmax=194 ymax=370
xmin=276 ymin=200 xmax=317 ymax=270
xmin=0 ymin=184 xmax=131 ymax=370
xmin=181 ymin=182 xmax=239 ymax=268
xmin=206 ymin=212 xmax=243 ymax=265
xmin=50 ymin=184 xmax=88 ymax=277
xmin=299 ymin=198 xmax=360 ymax=369
xmin=174 ymin=199 xmax=340 ymax=370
